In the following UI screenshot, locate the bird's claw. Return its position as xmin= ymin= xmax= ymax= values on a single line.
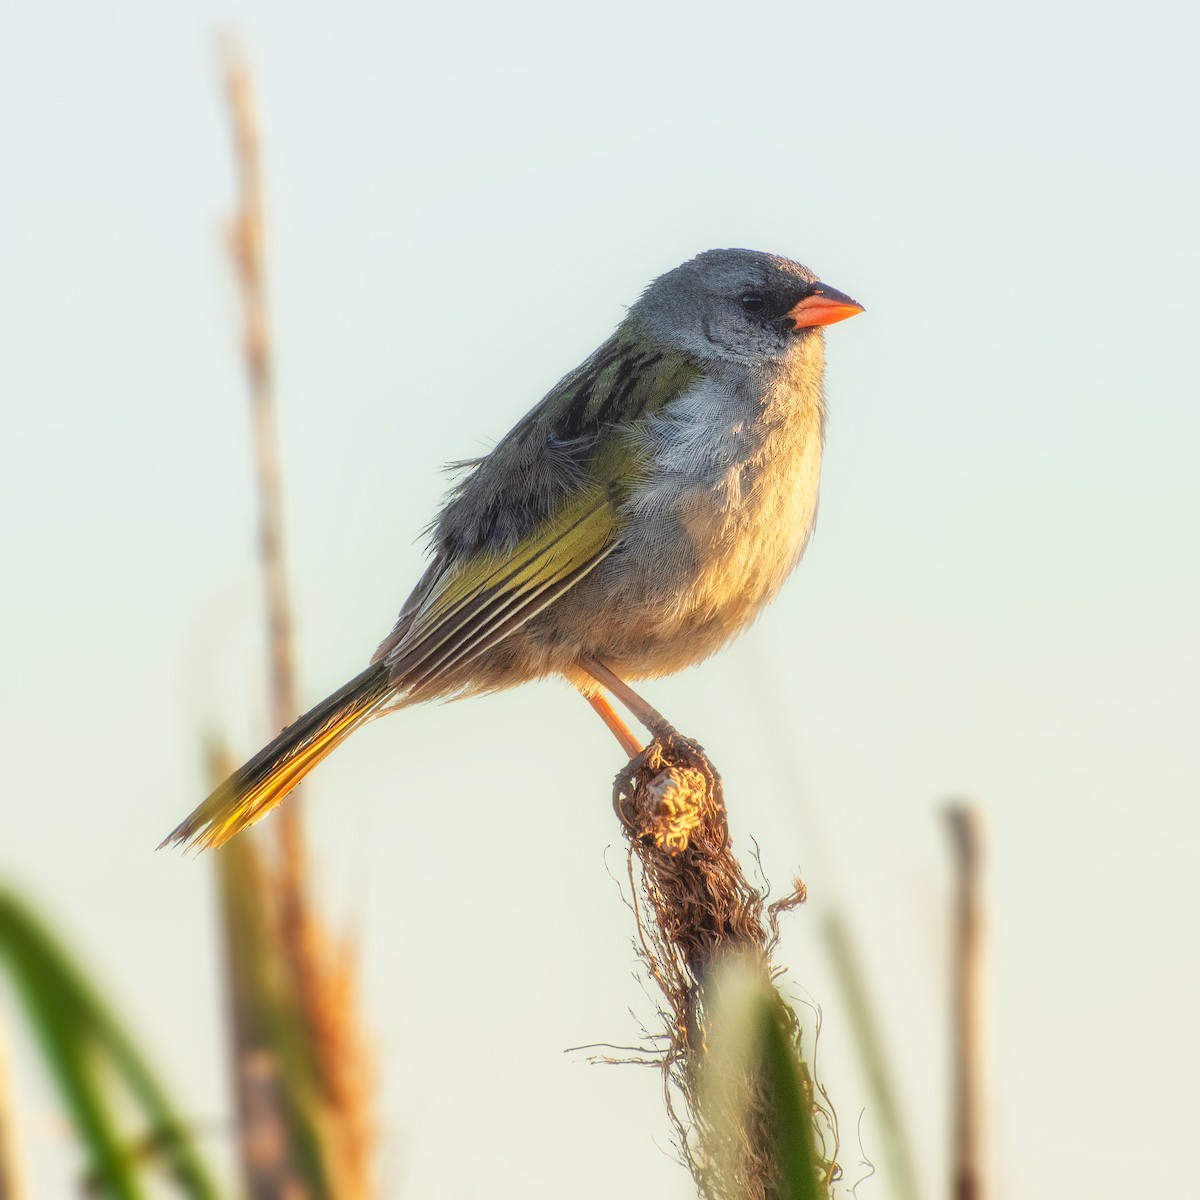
xmin=611 ymin=730 xmax=726 ymax=853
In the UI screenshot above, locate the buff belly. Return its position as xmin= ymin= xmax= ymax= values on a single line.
xmin=512 ymin=377 xmax=825 ymax=683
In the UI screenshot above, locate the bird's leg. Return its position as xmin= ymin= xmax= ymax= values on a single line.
xmin=578 ymin=656 xmax=677 ymax=741
xmin=580 ymin=689 xmax=644 ymax=757
xmin=579 ymin=658 xmax=719 ymax=843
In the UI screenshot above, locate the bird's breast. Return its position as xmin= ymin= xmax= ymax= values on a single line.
xmin=583 ymin=373 xmax=825 ymax=674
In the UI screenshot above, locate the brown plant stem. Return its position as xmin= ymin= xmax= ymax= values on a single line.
xmin=220 ymin=40 xmax=301 ymax=861
xmin=221 ymin=42 xmax=296 ymax=728
xmin=219 ymin=41 xmax=372 ymax=1198
xmin=220 ymin=48 xmax=305 ymax=1199
xmin=614 ymin=734 xmax=835 ymax=1199
xmin=945 ymin=803 xmax=987 ymax=1200
xmin=210 ymin=746 xmax=307 ymax=1199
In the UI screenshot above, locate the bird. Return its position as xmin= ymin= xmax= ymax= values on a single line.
xmin=162 ymin=248 xmax=862 ymax=852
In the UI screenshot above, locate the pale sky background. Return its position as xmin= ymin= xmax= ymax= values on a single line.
xmin=2 ymin=1 xmax=1197 ymax=1196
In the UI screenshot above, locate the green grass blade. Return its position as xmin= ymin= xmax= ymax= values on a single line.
xmin=0 ymin=889 xmax=221 ymax=1198
xmin=823 ymin=913 xmax=921 ymax=1200
xmin=701 ymin=952 xmax=827 ymax=1200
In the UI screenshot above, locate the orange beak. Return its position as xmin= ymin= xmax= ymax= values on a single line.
xmin=788 ymin=285 xmax=864 ymax=329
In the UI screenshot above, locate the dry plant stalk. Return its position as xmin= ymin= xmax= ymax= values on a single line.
xmin=613 ymin=734 xmax=836 ymax=1199
xmin=945 ymin=803 xmax=987 ymax=1200
xmin=211 ymin=745 xmax=305 ymax=1199
xmin=222 ymin=39 xmax=297 ymax=736
xmin=220 ymin=42 xmax=373 ymax=1198
xmin=276 ymin=892 xmax=373 ymax=1200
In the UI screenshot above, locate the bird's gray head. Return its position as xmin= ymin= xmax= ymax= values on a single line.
xmin=628 ymin=248 xmax=862 ymax=366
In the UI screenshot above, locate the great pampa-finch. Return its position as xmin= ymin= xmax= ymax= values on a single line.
xmin=163 ymin=248 xmax=863 ymax=852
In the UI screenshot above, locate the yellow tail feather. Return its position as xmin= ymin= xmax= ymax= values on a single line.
xmin=161 ymin=663 xmax=393 ymax=853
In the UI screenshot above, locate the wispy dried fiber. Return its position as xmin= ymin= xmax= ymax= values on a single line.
xmin=613 ymin=734 xmax=838 ymax=1200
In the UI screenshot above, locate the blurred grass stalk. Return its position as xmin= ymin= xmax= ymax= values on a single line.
xmin=0 ymin=1014 xmax=29 ymax=1200
xmin=699 ymin=953 xmax=825 ymax=1200
xmin=218 ymin=41 xmax=372 ymax=1198
xmin=211 ymin=747 xmax=336 ymax=1198
xmin=945 ymin=804 xmax=987 ymax=1200
xmin=743 ymin=659 xmax=922 ymax=1200
xmin=219 ymin=37 xmax=301 ymax=866
xmin=0 ymin=891 xmax=220 ymax=1198
xmin=821 ymin=914 xmax=920 ymax=1200
xmin=823 ymin=804 xmax=991 ymax=1200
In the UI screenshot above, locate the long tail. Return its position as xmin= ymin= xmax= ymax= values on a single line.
xmin=161 ymin=663 xmax=394 ymax=853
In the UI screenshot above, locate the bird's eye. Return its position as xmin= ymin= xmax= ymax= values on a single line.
xmin=739 ymin=293 xmax=766 ymax=313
